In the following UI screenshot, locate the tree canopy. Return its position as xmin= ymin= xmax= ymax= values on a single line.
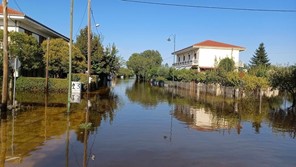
xmin=126 ymin=50 xmax=162 ymax=80
xmin=41 ymin=38 xmax=86 ymax=78
xmin=75 ymin=26 xmax=121 ymax=84
xmin=218 ymin=57 xmax=235 ymax=72
xmin=269 ymin=65 xmax=296 ymax=107
xmin=92 ymin=44 xmax=121 ymax=78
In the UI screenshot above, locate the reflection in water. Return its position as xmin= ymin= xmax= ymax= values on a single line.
xmin=0 ymin=119 xmax=7 ymax=167
xmin=126 ymin=81 xmax=170 ymax=107
xmin=174 ymin=105 xmax=230 ymax=132
xmin=268 ymin=108 xmax=296 ymax=138
xmin=0 ymin=79 xmax=295 ymax=167
xmin=124 ymin=80 xmax=295 ymax=136
xmin=0 ymin=85 xmax=119 ymax=166
xmin=163 ymin=83 xmax=295 ymax=136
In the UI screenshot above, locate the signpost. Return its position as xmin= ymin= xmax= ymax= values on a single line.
xmin=71 ymin=81 xmax=81 ymax=103
xmin=10 ymin=57 xmax=21 ymax=107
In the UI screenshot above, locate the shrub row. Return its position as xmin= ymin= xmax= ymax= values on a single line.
xmin=16 ymin=74 xmax=99 ymax=93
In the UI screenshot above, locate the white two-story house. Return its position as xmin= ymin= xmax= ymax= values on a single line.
xmin=172 ymin=40 xmax=245 ymax=71
xmin=0 ymin=5 xmax=69 ymax=43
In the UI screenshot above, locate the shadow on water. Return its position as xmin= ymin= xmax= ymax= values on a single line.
xmin=0 ymin=85 xmax=120 ymax=166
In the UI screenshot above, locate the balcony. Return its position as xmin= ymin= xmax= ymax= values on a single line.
xmin=173 ymin=59 xmax=198 ymax=67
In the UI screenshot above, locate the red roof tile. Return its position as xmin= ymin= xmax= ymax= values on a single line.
xmin=194 ymin=40 xmax=245 ymax=50
xmin=0 ymin=5 xmax=24 ymax=16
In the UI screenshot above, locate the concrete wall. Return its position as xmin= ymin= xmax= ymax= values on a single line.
xmin=166 ymin=81 xmax=278 ymax=98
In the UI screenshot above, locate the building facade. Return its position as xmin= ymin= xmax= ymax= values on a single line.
xmin=173 ymin=40 xmax=245 ymax=71
xmin=0 ymin=5 xmax=69 ymax=43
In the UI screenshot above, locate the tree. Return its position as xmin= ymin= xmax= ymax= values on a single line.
xmin=269 ymin=65 xmax=296 ymax=107
xmin=117 ymin=67 xmax=134 ymax=78
xmin=75 ymin=26 xmax=104 ymax=74
xmin=41 ymin=38 xmax=86 ymax=78
xmin=92 ymin=44 xmax=121 ymax=83
xmin=126 ymin=53 xmax=142 ymax=79
xmin=9 ymin=31 xmax=43 ymax=76
xmin=249 ymin=43 xmax=270 ymax=67
xmin=141 ymin=50 xmax=162 ymax=67
xmin=75 ymin=27 xmax=121 ymax=85
xmin=126 ymin=50 xmax=162 ymax=80
xmin=218 ymin=57 xmax=235 ymax=72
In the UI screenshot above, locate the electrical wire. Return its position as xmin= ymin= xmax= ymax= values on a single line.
xmin=75 ymin=1 xmax=88 ymax=38
xmin=91 ymin=9 xmax=100 ymax=36
xmin=121 ymin=0 xmax=296 ymax=13
xmin=12 ymin=0 xmax=24 ymax=13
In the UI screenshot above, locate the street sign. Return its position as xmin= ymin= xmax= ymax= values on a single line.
xmin=10 ymin=57 xmax=21 ymax=70
xmin=71 ymin=81 xmax=81 ymax=103
xmin=13 ymin=70 xmax=19 ymax=77
xmin=71 ymin=81 xmax=81 ymax=93
xmin=71 ymin=92 xmax=81 ymax=103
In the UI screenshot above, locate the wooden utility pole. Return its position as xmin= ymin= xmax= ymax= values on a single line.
xmin=1 ymin=0 xmax=8 ymax=112
xmin=87 ymin=0 xmax=91 ymax=93
xmin=67 ymin=0 xmax=74 ymax=113
xmin=45 ymin=38 xmax=49 ymax=93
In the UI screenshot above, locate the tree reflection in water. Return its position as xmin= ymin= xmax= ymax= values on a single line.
xmin=0 ymin=86 xmax=120 ymax=166
xmin=125 ymin=81 xmax=296 ymax=137
xmin=268 ymin=108 xmax=296 ymax=139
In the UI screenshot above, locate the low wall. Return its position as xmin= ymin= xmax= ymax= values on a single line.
xmin=166 ymin=81 xmax=278 ymax=98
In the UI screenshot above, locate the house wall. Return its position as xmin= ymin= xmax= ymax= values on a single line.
xmin=8 ymin=19 xmax=46 ymax=43
xmin=175 ymin=47 xmax=240 ymax=69
xmin=198 ymin=48 xmax=240 ymax=68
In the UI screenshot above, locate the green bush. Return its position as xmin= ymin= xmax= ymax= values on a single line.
xmin=16 ymin=74 xmax=100 ymax=93
xmin=16 ymin=77 xmax=47 ymax=92
xmin=16 ymin=77 xmax=68 ymax=93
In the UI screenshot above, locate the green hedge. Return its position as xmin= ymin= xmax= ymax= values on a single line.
xmin=16 ymin=77 xmax=68 ymax=93
xmin=16 ymin=74 xmax=100 ymax=93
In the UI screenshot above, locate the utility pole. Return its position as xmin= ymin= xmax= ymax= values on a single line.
xmin=67 ymin=0 xmax=74 ymax=113
xmin=87 ymin=0 xmax=92 ymax=94
xmin=45 ymin=38 xmax=49 ymax=93
xmin=1 ymin=0 xmax=8 ymax=112
xmin=84 ymin=1 xmax=91 ymax=166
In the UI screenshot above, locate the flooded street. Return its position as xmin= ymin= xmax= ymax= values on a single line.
xmin=1 ymin=79 xmax=296 ymax=167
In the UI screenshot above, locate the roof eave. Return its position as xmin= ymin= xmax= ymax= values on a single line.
xmin=172 ymin=45 xmax=195 ymax=55
xmin=194 ymin=45 xmax=245 ymax=51
xmin=24 ymin=15 xmax=69 ymax=41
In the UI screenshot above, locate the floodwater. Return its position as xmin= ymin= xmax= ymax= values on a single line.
xmin=0 ymin=79 xmax=295 ymax=167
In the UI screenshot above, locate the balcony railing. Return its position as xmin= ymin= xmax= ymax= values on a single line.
xmin=173 ymin=60 xmax=198 ymax=67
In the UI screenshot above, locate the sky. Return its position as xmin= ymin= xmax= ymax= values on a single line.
xmin=6 ymin=0 xmax=296 ymax=66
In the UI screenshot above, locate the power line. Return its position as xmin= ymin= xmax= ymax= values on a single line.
xmin=12 ymin=0 xmax=24 ymax=13
xmin=121 ymin=0 xmax=296 ymax=13
xmin=91 ymin=9 xmax=100 ymax=36
xmin=75 ymin=2 xmax=88 ymax=38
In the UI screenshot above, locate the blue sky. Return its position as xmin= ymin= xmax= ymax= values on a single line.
xmin=7 ymin=0 xmax=296 ymax=66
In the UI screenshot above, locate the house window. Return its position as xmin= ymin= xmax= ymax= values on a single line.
xmin=183 ymin=56 xmax=185 ymax=61
xmin=178 ymin=57 xmax=180 ymax=62
xmin=39 ymin=36 xmax=46 ymax=44
xmin=194 ymin=53 xmax=196 ymax=59
xmin=24 ymin=29 xmax=32 ymax=36
xmin=188 ymin=54 xmax=191 ymax=60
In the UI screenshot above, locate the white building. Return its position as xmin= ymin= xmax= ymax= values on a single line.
xmin=172 ymin=40 xmax=245 ymax=71
xmin=0 ymin=5 xmax=69 ymax=43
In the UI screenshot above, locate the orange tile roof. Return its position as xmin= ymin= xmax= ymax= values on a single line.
xmin=194 ymin=40 xmax=245 ymax=50
xmin=0 ymin=5 xmax=24 ymax=16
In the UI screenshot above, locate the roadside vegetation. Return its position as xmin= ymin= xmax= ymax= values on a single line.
xmin=0 ymin=28 xmax=295 ymax=107
xmin=0 ymin=27 xmax=123 ymax=92
xmin=126 ymin=43 xmax=296 ymax=107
